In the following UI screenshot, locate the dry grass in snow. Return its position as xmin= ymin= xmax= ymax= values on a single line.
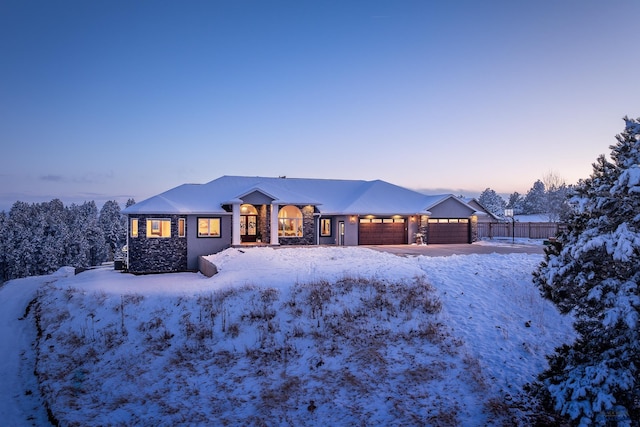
xmin=29 ymin=247 xmax=574 ymax=426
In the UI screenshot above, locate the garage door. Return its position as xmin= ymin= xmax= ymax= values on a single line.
xmin=359 ymin=218 xmax=407 ymax=245
xmin=427 ymin=219 xmax=470 ymax=244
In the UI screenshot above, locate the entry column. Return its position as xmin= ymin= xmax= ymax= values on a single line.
xmin=232 ymin=201 xmax=241 ymax=246
xmin=270 ymin=203 xmax=280 ymax=245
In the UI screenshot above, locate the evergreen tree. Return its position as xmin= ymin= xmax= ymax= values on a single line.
xmin=507 ymin=192 xmax=524 ymax=214
xmin=531 ymin=117 xmax=640 ymax=426
xmin=99 ymin=200 xmax=125 ymax=261
xmin=65 ymin=202 xmax=106 ymax=268
xmin=0 ymin=211 xmax=8 ymax=282
xmin=37 ymin=199 xmax=69 ymax=275
xmin=1 ymin=199 xmax=111 ymax=281
xmin=478 ymin=188 xmax=507 ymax=217
xmin=523 ymin=180 xmax=547 ymax=214
xmin=5 ymin=201 xmax=38 ymax=278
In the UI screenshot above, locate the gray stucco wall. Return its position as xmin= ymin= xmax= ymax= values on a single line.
xmin=429 ymin=198 xmax=475 ymax=218
xmin=341 ymin=216 xmax=359 ymax=246
xmin=241 ymin=191 xmax=273 ymax=205
xmin=318 ymin=216 xmax=337 ymax=245
xmin=186 ymin=215 xmax=232 ymax=270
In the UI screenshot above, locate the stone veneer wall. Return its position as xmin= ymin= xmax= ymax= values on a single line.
xmin=418 ymin=215 xmax=429 ymax=244
xmin=470 ymin=215 xmax=478 ymax=243
xmin=258 ymin=204 xmax=268 ymax=242
xmin=128 ymin=214 xmax=188 ymax=273
xmin=278 ymin=205 xmax=315 ymax=246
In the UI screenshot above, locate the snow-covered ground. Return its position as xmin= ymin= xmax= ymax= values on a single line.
xmin=0 ymin=245 xmax=575 ymax=426
xmin=513 ymin=214 xmax=553 ymax=222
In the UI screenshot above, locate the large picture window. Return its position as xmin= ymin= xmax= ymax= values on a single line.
xmin=198 ymin=218 xmax=221 ymax=237
xmin=278 ymin=205 xmax=303 ymax=237
xmin=146 ymin=219 xmax=171 ymax=238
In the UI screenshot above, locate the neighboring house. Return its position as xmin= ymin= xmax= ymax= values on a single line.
xmin=122 ymin=176 xmax=486 ymax=273
xmin=463 ymin=198 xmax=503 ymax=222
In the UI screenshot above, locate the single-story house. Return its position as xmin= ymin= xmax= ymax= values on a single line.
xmin=463 ymin=198 xmax=503 ymax=222
xmin=122 ymin=176 xmax=488 ymax=273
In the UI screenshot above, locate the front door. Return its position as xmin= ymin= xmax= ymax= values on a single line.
xmin=338 ymin=221 xmax=345 ymax=246
xmin=240 ymin=214 xmax=257 ymax=242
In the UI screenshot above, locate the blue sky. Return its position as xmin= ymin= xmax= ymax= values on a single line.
xmin=1 ymin=0 xmax=639 ymax=211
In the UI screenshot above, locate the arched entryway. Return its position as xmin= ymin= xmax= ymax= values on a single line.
xmin=240 ymin=204 xmax=258 ymax=242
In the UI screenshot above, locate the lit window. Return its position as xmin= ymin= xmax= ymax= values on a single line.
xmin=146 ymin=219 xmax=171 ymax=238
xmin=320 ymin=218 xmax=332 ymax=237
xmin=278 ymin=205 xmax=303 ymax=237
xmin=130 ymin=218 xmax=139 ymax=237
xmin=198 ymin=218 xmax=221 ymax=237
xmin=178 ymin=218 xmax=186 ymax=237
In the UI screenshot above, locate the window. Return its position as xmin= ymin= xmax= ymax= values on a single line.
xmin=146 ymin=219 xmax=171 ymax=238
xmin=178 ymin=218 xmax=186 ymax=237
xmin=428 ymin=218 xmax=469 ymax=224
xmin=360 ymin=217 xmax=405 ymax=224
xmin=198 ymin=218 xmax=221 ymax=237
xmin=278 ymin=205 xmax=303 ymax=237
xmin=320 ymin=218 xmax=332 ymax=237
xmin=130 ymin=218 xmax=139 ymax=237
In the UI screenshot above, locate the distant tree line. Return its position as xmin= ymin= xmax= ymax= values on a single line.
xmin=0 ymin=198 xmax=134 ymax=283
xmin=476 ymin=171 xmax=572 ymax=222
xmin=0 ymin=172 xmax=574 ymax=283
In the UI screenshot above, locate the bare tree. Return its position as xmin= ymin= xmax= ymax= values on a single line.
xmin=542 ymin=170 xmax=569 ymax=222
xmin=542 ymin=169 xmax=564 ymax=192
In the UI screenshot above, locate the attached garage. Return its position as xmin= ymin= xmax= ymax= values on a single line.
xmin=427 ymin=218 xmax=470 ymax=244
xmin=359 ymin=217 xmax=407 ymax=245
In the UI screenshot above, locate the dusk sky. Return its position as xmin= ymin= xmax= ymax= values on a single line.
xmin=1 ymin=0 xmax=639 ymax=212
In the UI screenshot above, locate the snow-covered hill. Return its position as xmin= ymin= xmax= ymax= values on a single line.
xmin=1 ymin=246 xmax=575 ymax=426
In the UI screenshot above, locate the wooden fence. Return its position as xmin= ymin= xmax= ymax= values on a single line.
xmin=477 ymin=222 xmax=568 ymax=240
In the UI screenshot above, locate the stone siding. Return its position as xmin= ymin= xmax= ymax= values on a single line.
xmin=128 ymin=215 xmax=188 ymax=273
xmin=258 ymin=204 xmax=268 ymax=242
xmin=470 ymin=215 xmax=478 ymax=242
xmin=418 ymin=215 xmax=429 ymax=244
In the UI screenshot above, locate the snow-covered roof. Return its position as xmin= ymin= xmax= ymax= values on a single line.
xmin=123 ymin=175 xmax=475 ymax=216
